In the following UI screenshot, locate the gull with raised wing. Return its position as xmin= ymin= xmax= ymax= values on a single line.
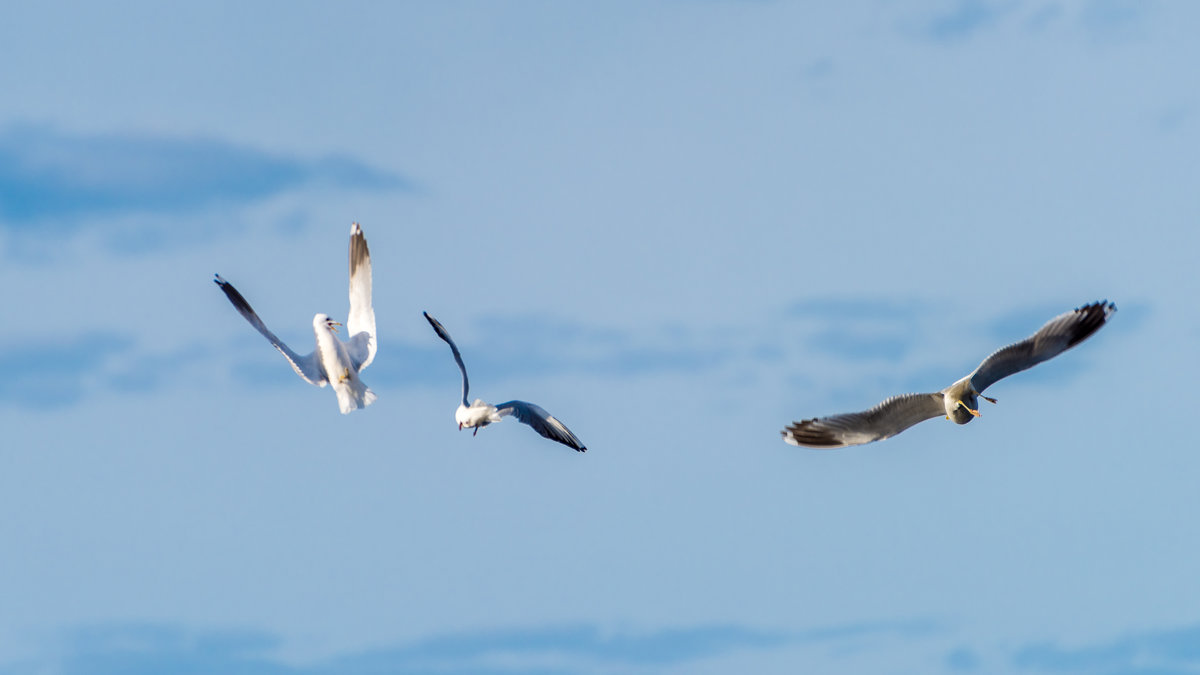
xmin=782 ymin=300 xmax=1116 ymax=448
xmin=423 ymin=311 xmax=586 ymax=452
xmin=214 ymin=222 xmax=377 ymax=414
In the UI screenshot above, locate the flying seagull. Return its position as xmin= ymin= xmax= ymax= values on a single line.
xmin=423 ymin=311 xmax=587 ymax=452
xmin=782 ymin=300 xmax=1116 ymax=448
xmin=214 ymin=222 xmax=377 ymax=414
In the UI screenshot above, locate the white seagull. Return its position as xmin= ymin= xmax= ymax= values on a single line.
xmin=782 ymin=300 xmax=1116 ymax=448
xmin=424 ymin=311 xmax=587 ymax=452
xmin=214 ymin=222 xmax=377 ymax=414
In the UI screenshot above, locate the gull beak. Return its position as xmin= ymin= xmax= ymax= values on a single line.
xmin=329 ymin=320 xmax=342 ymax=333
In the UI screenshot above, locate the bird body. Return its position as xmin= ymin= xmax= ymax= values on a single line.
xmin=311 ymin=312 xmax=376 ymax=414
xmin=457 ymin=399 xmax=502 ymax=432
xmin=783 ymin=301 xmax=1116 ymax=448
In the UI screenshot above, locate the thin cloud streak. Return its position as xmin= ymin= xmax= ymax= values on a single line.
xmin=788 ymin=297 xmax=931 ymax=323
xmin=0 ymin=125 xmax=406 ymax=227
xmin=923 ymin=0 xmax=1010 ymax=41
xmin=28 ymin=619 xmax=939 ymax=675
xmin=0 ymin=332 xmax=215 ymax=410
xmin=0 ymin=332 xmax=133 ymax=408
xmin=1013 ymin=623 xmax=1200 ymax=673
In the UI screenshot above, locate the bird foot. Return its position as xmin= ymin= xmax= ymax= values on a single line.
xmin=338 ymin=368 xmax=350 ymax=383
xmin=981 ymin=395 xmax=998 ymax=404
xmin=472 ymin=427 xmax=479 ymax=437
xmin=958 ymin=400 xmax=982 ymax=417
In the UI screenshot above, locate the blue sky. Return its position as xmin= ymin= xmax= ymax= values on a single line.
xmin=1 ymin=1 xmax=1198 ymax=673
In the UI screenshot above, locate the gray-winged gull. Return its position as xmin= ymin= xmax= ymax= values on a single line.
xmin=424 ymin=311 xmax=587 ymax=452
xmin=214 ymin=222 xmax=377 ymax=414
xmin=782 ymin=300 xmax=1116 ymax=448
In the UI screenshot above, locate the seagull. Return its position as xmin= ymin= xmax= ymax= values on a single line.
xmin=214 ymin=222 xmax=377 ymax=414
xmin=423 ymin=311 xmax=587 ymax=452
xmin=782 ymin=300 xmax=1116 ymax=448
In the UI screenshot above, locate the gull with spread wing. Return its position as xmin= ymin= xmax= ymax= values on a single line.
xmin=424 ymin=311 xmax=586 ymax=452
xmin=214 ymin=222 xmax=377 ymax=414
xmin=782 ymin=301 xmax=1116 ymax=448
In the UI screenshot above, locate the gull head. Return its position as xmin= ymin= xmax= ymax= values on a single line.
xmin=313 ymin=313 xmax=343 ymax=334
xmin=941 ymin=377 xmax=980 ymax=425
xmin=455 ymin=403 xmax=474 ymax=431
xmin=948 ymin=398 xmax=979 ymax=425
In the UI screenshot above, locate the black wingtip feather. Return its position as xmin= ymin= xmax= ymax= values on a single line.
xmin=349 ymin=222 xmax=370 ymax=277
xmin=1066 ymin=300 xmax=1116 ymax=349
xmin=782 ymin=420 xmax=845 ymax=448
xmin=213 ymin=275 xmax=252 ymax=311
xmin=423 ymin=311 xmax=448 ymax=337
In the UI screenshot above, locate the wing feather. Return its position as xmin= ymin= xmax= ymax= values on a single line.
xmin=782 ymin=393 xmax=945 ymax=449
xmin=495 ymin=400 xmax=587 ymax=452
xmin=213 ymin=274 xmax=326 ymax=386
xmin=424 ymin=312 xmax=470 ymax=406
xmin=345 ymin=222 xmax=376 ymax=372
xmin=969 ymin=301 xmax=1116 ymax=393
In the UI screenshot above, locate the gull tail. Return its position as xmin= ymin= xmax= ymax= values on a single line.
xmin=334 ymin=377 xmax=377 ymax=414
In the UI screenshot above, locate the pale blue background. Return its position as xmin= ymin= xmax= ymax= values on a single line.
xmin=1 ymin=2 xmax=1196 ymax=673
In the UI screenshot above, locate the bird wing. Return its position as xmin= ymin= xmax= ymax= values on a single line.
xmin=968 ymin=300 xmax=1116 ymax=393
xmin=495 ymin=400 xmax=587 ymax=452
xmin=782 ymin=393 xmax=945 ymax=448
xmin=424 ymin=312 xmax=470 ymax=406
xmin=345 ymin=222 xmax=376 ymax=372
xmin=213 ymin=274 xmax=326 ymax=386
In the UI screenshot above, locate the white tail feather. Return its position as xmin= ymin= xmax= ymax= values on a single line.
xmin=334 ymin=378 xmax=377 ymax=414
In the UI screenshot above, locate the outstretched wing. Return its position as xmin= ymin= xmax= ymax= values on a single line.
xmin=424 ymin=311 xmax=470 ymax=406
xmin=213 ymin=274 xmax=326 ymax=386
xmin=495 ymin=400 xmax=587 ymax=452
xmin=782 ymin=393 xmax=945 ymax=449
xmin=969 ymin=300 xmax=1116 ymax=393
xmin=345 ymin=222 xmax=376 ymax=372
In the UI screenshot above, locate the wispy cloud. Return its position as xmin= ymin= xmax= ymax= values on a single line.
xmin=0 ymin=125 xmax=405 ymax=228
xmin=806 ymin=329 xmax=912 ymax=362
xmin=336 ymin=624 xmax=790 ymax=671
xmin=787 ymin=296 xmax=930 ymax=364
xmin=40 ymin=619 xmax=1200 ymax=675
xmin=0 ymin=332 xmax=213 ymax=410
xmin=911 ymin=0 xmax=1153 ymax=44
xmin=356 ymin=315 xmax=737 ymax=391
xmin=46 ymin=624 xmax=287 ymax=675
xmin=28 ymin=619 xmax=939 ymax=675
xmin=1014 ymin=624 xmax=1200 ymax=674
xmin=788 ymin=297 xmax=929 ymax=323
xmin=923 ymin=0 xmax=1011 ymax=41
xmin=946 ymin=645 xmax=981 ymax=671
xmin=0 ymin=332 xmax=133 ymax=408
xmin=1080 ymin=0 xmax=1150 ymax=41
